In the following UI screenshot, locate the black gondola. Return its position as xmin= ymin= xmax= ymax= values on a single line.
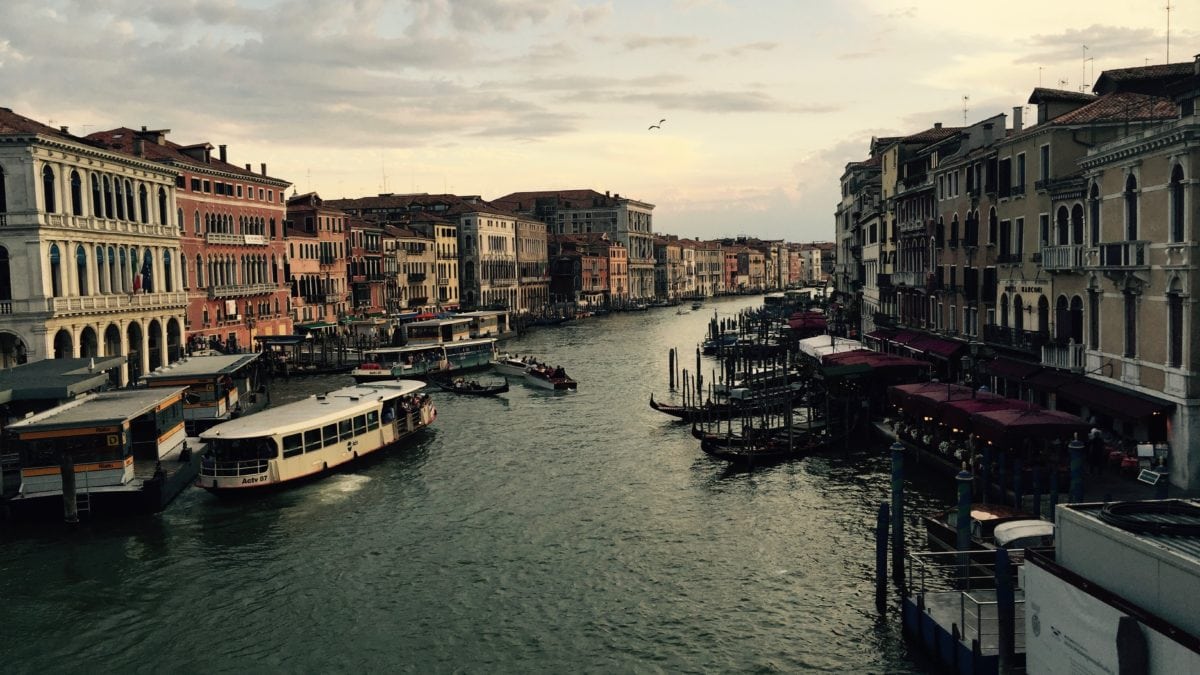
xmin=431 ymin=377 xmax=510 ymax=397
xmin=698 ymin=430 xmax=835 ymax=466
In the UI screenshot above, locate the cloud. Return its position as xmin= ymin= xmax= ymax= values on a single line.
xmin=1016 ymin=25 xmax=1160 ymax=65
xmin=836 ymin=49 xmax=884 ymax=61
xmin=726 ymin=41 xmax=777 ymax=57
xmin=622 ymin=34 xmax=705 ymax=51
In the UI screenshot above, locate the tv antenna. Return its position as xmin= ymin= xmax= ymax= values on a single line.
xmin=961 ymin=95 xmax=970 ymax=124
xmin=1081 ymin=45 xmax=1089 ymax=91
xmin=1165 ymin=2 xmax=1174 ymax=62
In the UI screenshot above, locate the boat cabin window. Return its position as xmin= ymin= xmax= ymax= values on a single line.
xmin=303 ymin=429 xmax=322 ymax=453
xmin=353 ymin=414 xmax=367 ymax=435
xmin=157 ymin=400 xmax=184 ymax=436
xmin=338 ymin=419 xmax=352 ymax=441
xmin=16 ymin=431 xmax=127 ymax=468
xmin=282 ymin=433 xmax=303 ymax=458
xmin=366 ymin=410 xmax=379 ymax=431
xmin=322 ymin=423 xmax=338 ymax=447
xmin=212 ymin=437 xmax=279 ymax=461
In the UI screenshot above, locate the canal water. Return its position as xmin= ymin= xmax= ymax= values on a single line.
xmin=1 ymin=296 xmax=956 ymax=673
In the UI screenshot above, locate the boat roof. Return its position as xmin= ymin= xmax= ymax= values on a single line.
xmin=7 ymin=387 xmax=188 ymax=432
xmin=199 ymin=381 xmax=425 ymax=440
xmin=142 ymin=354 xmax=263 ymax=381
xmin=408 ymin=318 xmax=472 ymax=328
xmin=0 ymin=356 xmax=126 ymax=404
xmin=994 ymin=520 xmax=1055 ymax=546
xmin=970 ymin=504 xmax=1029 ymax=521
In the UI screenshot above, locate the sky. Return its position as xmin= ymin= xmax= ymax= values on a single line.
xmin=0 ymin=1 xmax=1195 ymax=242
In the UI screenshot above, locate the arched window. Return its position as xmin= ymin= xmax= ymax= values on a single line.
xmin=1013 ymin=295 xmax=1024 ymax=332
xmin=196 ymin=254 xmax=204 ymax=288
xmin=42 ymin=165 xmax=56 ymax=213
xmin=96 ymin=246 xmax=106 ymax=294
xmin=1124 ymin=174 xmax=1138 ymax=241
xmin=163 ymin=250 xmax=173 ymax=292
xmin=1070 ymin=295 xmax=1084 ymax=345
xmin=90 ymin=175 xmax=102 ymax=217
xmin=988 ymin=207 xmax=998 ymax=244
xmin=0 ymin=246 xmax=10 ymax=301
xmin=0 ymin=166 xmax=7 ymax=213
xmin=1088 ymin=183 xmax=1101 ymax=244
xmin=139 ymin=184 xmax=149 ymax=223
xmin=103 ymin=176 xmax=114 ymax=218
xmin=1056 ymin=205 xmax=1069 ymax=245
xmin=1071 ymin=204 xmax=1084 ymax=245
xmin=1037 ymin=295 xmax=1049 ymax=334
xmin=125 ymin=179 xmax=135 ymax=222
xmin=118 ymin=247 xmax=127 ymax=293
xmin=1123 ymin=291 xmax=1137 ymax=358
xmin=999 ymin=293 xmax=1009 ymax=328
xmin=76 ymin=245 xmax=88 ymax=295
xmin=49 ymin=244 xmax=62 ymax=297
xmin=114 ymin=178 xmax=125 ymax=220
xmin=70 ymin=170 xmax=83 ymax=216
xmin=1170 ymin=164 xmax=1185 ymax=243
xmin=181 ymin=253 xmax=188 ymax=289
xmin=141 ymin=249 xmax=153 ymax=292
xmin=194 ymin=210 xmax=200 ymax=235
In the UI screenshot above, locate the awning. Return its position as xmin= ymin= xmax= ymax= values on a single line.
xmin=295 ymin=322 xmax=336 ymax=331
xmin=1057 ymin=379 xmax=1174 ymax=421
xmin=987 ymin=357 xmax=1041 ymax=380
xmin=938 ymin=395 xmax=1039 ymax=430
xmin=823 ymin=349 xmax=930 ymax=372
xmin=798 ymin=336 xmax=862 ymax=360
xmin=905 ymin=336 xmax=965 ymax=360
xmin=887 ymin=382 xmax=973 ymax=416
xmin=971 ymin=408 xmax=1090 ymax=447
xmin=889 ymin=331 xmax=920 ymax=345
xmin=863 ymin=329 xmax=897 ymax=342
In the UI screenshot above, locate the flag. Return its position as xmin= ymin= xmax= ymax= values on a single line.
xmin=138 ymin=252 xmax=153 ymax=293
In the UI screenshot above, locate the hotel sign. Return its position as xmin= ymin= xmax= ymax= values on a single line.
xmin=1002 ymin=284 xmax=1045 ymax=295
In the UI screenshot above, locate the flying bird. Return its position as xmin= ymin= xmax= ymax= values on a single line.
xmin=648 ymin=118 xmax=666 ymax=130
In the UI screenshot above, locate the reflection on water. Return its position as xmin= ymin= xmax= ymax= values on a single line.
xmin=0 ymin=296 xmax=949 ymax=673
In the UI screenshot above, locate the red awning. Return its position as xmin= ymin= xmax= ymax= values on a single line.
xmin=863 ymin=329 xmax=897 ymax=342
xmin=970 ymin=408 xmax=1090 ymax=448
xmin=1057 ymin=379 xmax=1173 ymax=421
xmin=904 ymin=383 xmax=979 ymax=418
xmin=888 ymin=381 xmax=950 ymax=407
xmin=938 ymin=395 xmax=1040 ymax=430
xmin=824 ymin=350 xmax=930 ymax=372
xmin=905 ymin=336 xmax=965 ymax=359
xmin=987 ymin=357 xmax=1042 ymax=380
xmin=889 ymin=331 xmax=920 ymax=345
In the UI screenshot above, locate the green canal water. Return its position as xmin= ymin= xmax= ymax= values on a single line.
xmin=0 ymin=296 xmax=955 ymax=673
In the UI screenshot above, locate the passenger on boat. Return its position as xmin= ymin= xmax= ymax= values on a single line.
xmin=553 ymin=366 xmax=566 ymax=379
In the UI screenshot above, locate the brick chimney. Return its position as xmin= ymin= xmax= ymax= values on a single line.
xmin=260 ymin=162 xmax=267 ymax=176
xmin=219 ymin=144 xmax=227 ymax=163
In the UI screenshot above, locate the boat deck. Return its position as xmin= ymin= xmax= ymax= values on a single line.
xmin=918 ymin=589 xmax=1025 ymax=656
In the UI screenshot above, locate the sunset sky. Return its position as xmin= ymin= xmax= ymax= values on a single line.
xmin=0 ymin=1 xmax=1193 ymax=241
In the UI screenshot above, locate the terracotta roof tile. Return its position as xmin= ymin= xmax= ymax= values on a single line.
xmin=86 ymin=127 xmax=288 ymax=183
xmin=1046 ymin=92 xmax=1177 ymax=125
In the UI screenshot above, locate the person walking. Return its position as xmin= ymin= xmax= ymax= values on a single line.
xmin=1089 ymin=426 xmax=1105 ymax=476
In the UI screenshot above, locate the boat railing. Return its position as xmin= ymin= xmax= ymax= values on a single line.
xmin=906 ymin=549 xmax=1026 ymax=653
xmin=200 ymin=458 xmax=270 ymax=477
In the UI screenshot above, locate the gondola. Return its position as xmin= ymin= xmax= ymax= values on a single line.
xmin=649 ymin=387 xmax=806 ymax=423
xmin=431 ymin=376 xmax=509 ymax=397
xmin=698 ymin=430 xmax=835 ymax=466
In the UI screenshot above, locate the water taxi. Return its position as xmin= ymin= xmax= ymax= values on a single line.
xmin=491 ymin=353 xmax=536 ymax=377
xmin=141 ymin=353 xmax=270 ymax=434
xmin=524 ymin=363 xmax=577 ymax=390
xmin=350 ymin=338 xmax=498 ymax=383
xmin=3 ymin=387 xmax=201 ymax=520
xmin=197 ymin=380 xmax=435 ymax=493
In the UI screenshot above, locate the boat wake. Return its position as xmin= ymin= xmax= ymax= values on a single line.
xmin=316 ymin=474 xmax=373 ymax=501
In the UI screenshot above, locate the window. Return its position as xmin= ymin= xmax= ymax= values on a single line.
xmin=1016 ymin=153 xmax=1026 ymax=193
xmin=76 ymin=245 xmax=88 ymax=295
xmin=139 ymin=184 xmax=149 ymax=224
xmin=367 ymin=410 xmax=379 ymax=431
xmin=322 ymin=423 xmax=338 ymax=447
xmin=49 ymin=244 xmax=62 ymax=297
xmin=125 ymin=180 xmax=135 ymax=220
xmin=1168 ymin=291 xmax=1183 ymax=368
xmin=42 ymin=165 xmax=56 ymax=213
xmin=1070 ymin=204 xmax=1084 ymax=245
xmin=70 ymin=170 xmax=82 ymax=216
xmin=338 ymin=419 xmax=352 ymax=441
xmin=0 ymin=246 xmax=10 ymax=302
xmin=988 ymin=207 xmax=997 ymax=244
xmin=304 ymin=428 xmax=322 ymax=453
xmin=1039 ymin=145 xmax=1050 ymax=182
xmin=1170 ymin=165 xmax=1185 ymax=243
xmin=159 ymin=188 xmax=169 ymax=225
xmin=90 ymin=175 xmax=101 ymax=217
xmin=283 ymin=434 xmax=303 ymax=458
xmin=1015 ymin=218 xmax=1024 ymax=257
xmin=353 ymin=414 xmax=367 ymax=435
xmin=1124 ymin=174 xmax=1138 ymax=241
xmin=163 ymin=251 xmax=173 ymax=292
xmin=1039 ymin=213 xmax=1050 ymax=251
xmin=1123 ymin=292 xmax=1137 ymax=358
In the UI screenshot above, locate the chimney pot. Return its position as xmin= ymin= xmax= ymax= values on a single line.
xmin=245 ymin=163 xmax=252 ymax=171
xmin=141 ymin=125 xmax=147 ymax=132
xmin=219 ymin=144 xmax=227 ymax=163
xmin=59 ymin=125 xmax=69 ymax=133
xmin=260 ymin=162 xmax=267 ymax=176
xmin=1012 ymin=106 xmax=1023 ymax=132
xmin=1194 ymin=53 xmax=1200 ymax=75
xmin=934 ymin=122 xmax=942 ymax=129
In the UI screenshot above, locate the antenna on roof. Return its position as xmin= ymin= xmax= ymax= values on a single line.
xmin=1165 ymin=2 xmax=1174 ymax=63
xmin=1081 ymin=45 xmax=1089 ymax=92
xmin=961 ymin=95 xmax=969 ymax=124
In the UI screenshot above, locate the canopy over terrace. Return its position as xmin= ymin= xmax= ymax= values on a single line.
xmin=937 ymin=395 xmax=1040 ymax=430
xmin=787 ymin=311 xmax=827 ymax=334
xmin=896 ymin=382 xmax=978 ymax=420
xmin=822 ymin=349 xmax=930 ymax=378
xmin=798 ymin=336 xmax=862 ymax=361
xmin=970 ymin=407 xmax=1090 ymax=448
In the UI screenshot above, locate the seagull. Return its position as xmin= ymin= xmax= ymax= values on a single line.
xmin=648 ymin=118 xmax=666 ymax=130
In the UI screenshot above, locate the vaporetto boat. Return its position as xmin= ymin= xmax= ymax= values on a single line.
xmin=197 ymin=380 xmax=435 ymax=493
xmin=350 ymin=338 xmax=498 ymax=383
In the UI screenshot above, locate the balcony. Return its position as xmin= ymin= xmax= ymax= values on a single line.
xmin=407 ymin=273 xmax=427 ymax=282
xmin=893 ymin=270 xmax=924 ymax=287
xmin=49 ymin=291 xmax=189 ymax=316
xmin=996 ymin=252 xmax=1022 ymax=265
xmin=983 ymin=324 xmax=1049 ymax=356
xmin=351 ymin=274 xmax=367 ymax=284
xmin=1041 ymin=341 xmax=1085 ymax=372
xmin=303 ymin=293 xmax=330 ymax=304
xmin=1094 ymin=241 xmax=1148 ymax=269
xmin=319 ymin=255 xmax=337 ymax=266
xmin=1040 ymin=244 xmax=1084 ymax=272
xmin=208 ymin=283 xmax=278 ymax=299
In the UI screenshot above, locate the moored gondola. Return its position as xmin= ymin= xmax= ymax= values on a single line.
xmin=698 ymin=430 xmax=836 ymax=466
